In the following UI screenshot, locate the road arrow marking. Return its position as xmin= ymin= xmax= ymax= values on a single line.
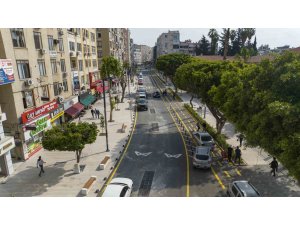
xmin=164 ymin=153 xmax=182 ymax=158
xmin=135 ymin=151 xmax=152 ymax=157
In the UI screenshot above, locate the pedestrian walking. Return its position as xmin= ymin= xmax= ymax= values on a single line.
xmin=91 ymin=108 xmax=95 ymax=119
xmin=196 ymin=121 xmax=201 ymax=131
xmin=172 ymin=92 xmax=176 ymax=100
xmin=95 ymin=108 xmax=100 ymax=119
xmin=202 ymin=122 xmax=207 ymax=131
xmin=237 ymin=133 xmax=245 ymax=147
xmin=234 ymin=146 xmax=241 ymax=165
xmin=37 ymin=156 xmax=46 ymax=177
xmin=269 ymin=157 xmax=279 ymax=177
xmin=227 ymin=146 xmax=233 ymax=162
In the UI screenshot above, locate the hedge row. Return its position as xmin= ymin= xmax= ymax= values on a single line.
xmin=184 ymin=104 xmax=229 ymax=151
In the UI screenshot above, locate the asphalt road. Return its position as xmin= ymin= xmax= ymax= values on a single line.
xmin=113 ymin=72 xmax=187 ymax=197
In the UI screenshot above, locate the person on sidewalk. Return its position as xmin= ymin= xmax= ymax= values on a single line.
xmin=269 ymin=157 xmax=279 ymax=177
xmin=237 ymin=133 xmax=245 ymax=147
xmin=196 ymin=121 xmax=201 ymax=131
xmin=95 ymin=108 xmax=100 ymax=119
xmin=91 ymin=108 xmax=95 ymax=119
xmin=37 ymin=156 xmax=46 ymax=177
xmin=172 ymin=92 xmax=176 ymax=100
xmin=227 ymin=146 xmax=233 ymax=162
xmin=234 ymin=146 xmax=241 ymax=165
xmin=202 ymin=122 xmax=207 ymax=131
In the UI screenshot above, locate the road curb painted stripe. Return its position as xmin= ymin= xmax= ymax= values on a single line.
xmin=211 ymin=167 xmax=226 ymax=190
xmin=97 ymin=107 xmax=138 ymax=197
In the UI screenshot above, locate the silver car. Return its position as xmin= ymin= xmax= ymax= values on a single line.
xmin=193 ymin=132 xmax=215 ymax=148
xmin=193 ymin=146 xmax=212 ymax=169
xmin=102 ymin=177 xmax=133 ymax=197
xmin=227 ymin=180 xmax=261 ymax=197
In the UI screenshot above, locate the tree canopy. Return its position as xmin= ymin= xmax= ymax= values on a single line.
xmin=42 ymin=122 xmax=98 ymax=163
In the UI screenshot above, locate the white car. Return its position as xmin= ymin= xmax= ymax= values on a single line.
xmin=102 ymin=177 xmax=133 ymax=197
xmin=227 ymin=180 xmax=261 ymax=197
xmin=193 ymin=146 xmax=212 ymax=169
xmin=193 ymin=132 xmax=215 ymax=148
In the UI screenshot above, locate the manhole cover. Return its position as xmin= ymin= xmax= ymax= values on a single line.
xmin=150 ymin=109 xmax=155 ymax=114
xmin=138 ymin=171 xmax=155 ymax=197
xmin=150 ymin=123 xmax=159 ymax=132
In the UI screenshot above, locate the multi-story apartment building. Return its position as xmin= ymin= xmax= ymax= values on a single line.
xmin=140 ymin=45 xmax=153 ymax=63
xmin=0 ymin=28 xmax=102 ymax=177
xmin=0 ymin=28 xmax=76 ymax=164
xmin=132 ymin=45 xmax=142 ymax=65
xmin=131 ymin=44 xmax=153 ymax=66
xmin=96 ymin=28 xmax=131 ymax=68
xmin=156 ymin=30 xmax=180 ymax=57
xmin=66 ymin=28 xmax=99 ymax=95
xmin=179 ymin=40 xmax=197 ymax=56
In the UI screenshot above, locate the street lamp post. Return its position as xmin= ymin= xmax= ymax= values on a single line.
xmin=102 ymin=68 xmax=110 ymax=152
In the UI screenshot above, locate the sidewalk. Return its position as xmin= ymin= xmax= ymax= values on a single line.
xmin=0 ymin=83 xmax=136 ymax=197
xmin=157 ymin=73 xmax=300 ymax=189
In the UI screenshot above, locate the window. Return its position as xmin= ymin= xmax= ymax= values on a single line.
xmin=85 ymin=59 xmax=88 ymax=67
xmin=87 ymin=45 xmax=90 ymax=54
xmin=97 ymin=40 xmax=102 ymax=48
xmin=69 ymin=41 xmax=75 ymax=51
xmin=97 ymin=33 xmax=101 ymax=38
xmin=78 ymin=60 xmax=83 ymax=71
xmin=60 ymin=59 xmax=66 ymax=72
xmin=165 ymin=34 xmax=167 ymax=38
xmin=85 ymin=29 xmax=89 ymax=38
xmin=91 ymin=32 xmax=95 ymax=42
xmin=77 ymin=43 xmax=82 ymax=52
xmin=38 ymin=59 xmax=46 ymax=76
xmin=76 ymin=28 xmax=80 ymax=35
xmin=93 ymin=59 xmax=97 ymax=67
xmin=23 ymin=90 xmax=35 ymax=108
xmin=53 ymin=82 xmax=60 ymax=96
xmin=50 ymin=59 xmax=57 ymax=74
xmin=33 ymin=32 xmax=42 ymax=49
xmin=81 ymin=76 xmax=85 ymax=85
xmin=71 ymin=60 xmax=76 ymax=70
xmin=83 ymin=44 xmax=87 ymax=53
xmin=97 ymin=50 xmax=102 ymax=58
xmin=63 ymin=79 xmax=68 ymax=91
xmin=92 ymin=46 xmax=96 ymax=54
xmin=41 ymin=85 xmax=49 ymax=98
xmin=48 ymin=35 xmax=54 ymax=50
xmin=232 ymin=185 xmax=239 ymax=196
xmin=89 ymin=59 xmax=92 ymax=67
xmin=17 ymin=60 xmax=31 ymax=79
xmin=11 ymin=28 xmax=26 ymax=47
xmin=165 ymin=43 xmax=168 ymax=48
xmin=58 ymin=38 xmax=64 ymax=51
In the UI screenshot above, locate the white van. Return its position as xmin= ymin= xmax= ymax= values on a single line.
xmin=193 ymin=146 xmax=212 ymax=169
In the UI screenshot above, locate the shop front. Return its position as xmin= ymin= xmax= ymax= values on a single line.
xmin=21 ymin=100 xmax=58 ymax=160
xmin=50 ymin=106 xmax=64 ymax=126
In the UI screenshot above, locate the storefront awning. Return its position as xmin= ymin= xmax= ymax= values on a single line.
xmin=64 ymin=102 xmax=84 ymax=118
xmin=80 ymin=94 xmax=96 ymax=107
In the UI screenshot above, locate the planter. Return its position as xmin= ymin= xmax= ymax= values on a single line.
xmin=73 ymin=163 xmax=81 ymax=174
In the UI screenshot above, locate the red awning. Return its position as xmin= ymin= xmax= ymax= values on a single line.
xmin=64 ymin=102 xmax=84 ymax=118
xmin=96 ymin=84 xmax=109 ymax=93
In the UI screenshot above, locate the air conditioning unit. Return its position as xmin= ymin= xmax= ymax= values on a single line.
xmin=70 ymin=52 xmax=74 ymax=56
xmin=39 ymin=49 xmax=46 ymax=55
xmin=74 ymin=32 xmax=78 ymax=36
xmin=57 ymin=96 xmax=64 ymax=103
xmin=53 ymin=39 xmax=59 ymax=45
xmin=58 ymin=30 xmax=64 ymax=36
xmin=25 ymin=79 xmax=33 ymax=86
xmin=76 ymin=51 xmax=81 ymax=56
xmin=87 ymin=52 xmax=91 ymax=56
xmin=62 ymin=72 xmax=67 ymax=78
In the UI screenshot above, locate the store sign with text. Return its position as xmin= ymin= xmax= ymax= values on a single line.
xmin=21 ymin=99 xmax=58 ymax=124
xmin=50 ymin=107 xmax=64 ymax=122
xmin=23 ymin=115 xmax=51 ymax=141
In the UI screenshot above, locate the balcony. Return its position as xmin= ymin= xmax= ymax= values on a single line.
xmin=49 ymin=50 xmax=57 ymax=58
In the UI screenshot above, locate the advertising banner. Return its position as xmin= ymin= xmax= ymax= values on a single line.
xmin=21 ymin=99 xmax=58 ymax=124
xmin=23 ymin=114 xmax=51 ymax=141
xmin=0 ymin=59 xmax=15 ymax=86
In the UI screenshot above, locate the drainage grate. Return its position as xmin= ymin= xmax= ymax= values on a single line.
xmin=150 ymin=123 xmax=159 ymax=132
xmin=150 ymin=108 xmax=155 ymax=114
xmin=138 ymin=171 xmax=155 ymax=197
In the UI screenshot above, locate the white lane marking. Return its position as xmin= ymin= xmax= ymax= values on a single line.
xmin=135 ymin=151 xmax=152 ymax=157
xmin=164 ymin=153 xmax=182 ymax=158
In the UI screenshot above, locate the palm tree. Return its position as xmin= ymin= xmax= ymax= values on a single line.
xmin=222 ymin=28 xmax=230 ymax=60
xmin=240 ymin=29 xmax=248 ymax=48
xmin=245 ymin=28 xmax=256 ymax=47
xmin=208 ymin=29 xmax=219 ymax=55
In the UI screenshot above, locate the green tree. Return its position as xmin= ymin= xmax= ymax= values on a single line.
xmin=42 ymin=122 xmax=98 ymax=164
xmin=120 ymin=61 xmax=130 ymax=103
xmin=155 ymin=53 xmax=192 ymax=92
xmin=208 ymin=29 xmax=219 ymax=55
xmin=101 ymin=56 xmax=122 ymax=122
xmin=219 ymin=28 xmax=231 ymax=60
xmin=198 ymin=35 xmax=210 ymax=55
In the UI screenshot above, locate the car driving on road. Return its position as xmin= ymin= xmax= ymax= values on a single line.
xmin=193 ymin=146 xmax=212 ymax=169
xmin=153 ymin=91 xmax=161 ymax=98
xmin=102 ymin=177 xmax=133 ymax=197
xmin=136 ymin=98 xmax=148 ymax=111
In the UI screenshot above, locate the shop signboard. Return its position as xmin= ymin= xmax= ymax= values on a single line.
xmin=21 ymin=99 xmax=58 ymax=124
xmin=0 ymin=59 xmax=15 ymax=86
xmin=23 ymin=115 xmax=51 ymax=141
xmin=50 ymin=107 xmax=64 ymax=123
xmin=63 ymin=96 xmax=78 ymax=110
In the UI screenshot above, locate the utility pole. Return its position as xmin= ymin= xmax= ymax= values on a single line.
xmin=102 ymin=66 xmax=109 ymax=152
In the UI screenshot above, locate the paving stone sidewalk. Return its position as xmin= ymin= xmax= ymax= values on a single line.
xmin=0 ymin=83 xmax=137 ymax=197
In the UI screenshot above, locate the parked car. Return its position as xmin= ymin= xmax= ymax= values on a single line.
xmin=193 ymin=146 xmax=212 ymax=169
xmin=136 ymin=92 xmax=147 ymax=100
xmin=136 ymin=99 xmax=148 ymax=111
xmin=193 ymin=132 xmax=215 ymax=148
xmin=138 ymin=79 xmax=143 ymax=85
xmin=137 ymin=86 xmax=146 ymax=94
xmin=102 ymin=177 xmax=133 ymax=197
xmin=153 ymin=91 xmax=161 ymax=98
xmin=227 ymin=180 xmax=261 ymax=197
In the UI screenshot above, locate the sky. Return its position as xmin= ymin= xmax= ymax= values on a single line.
xmin=130 ymin=28 xmax=300 ymax=49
